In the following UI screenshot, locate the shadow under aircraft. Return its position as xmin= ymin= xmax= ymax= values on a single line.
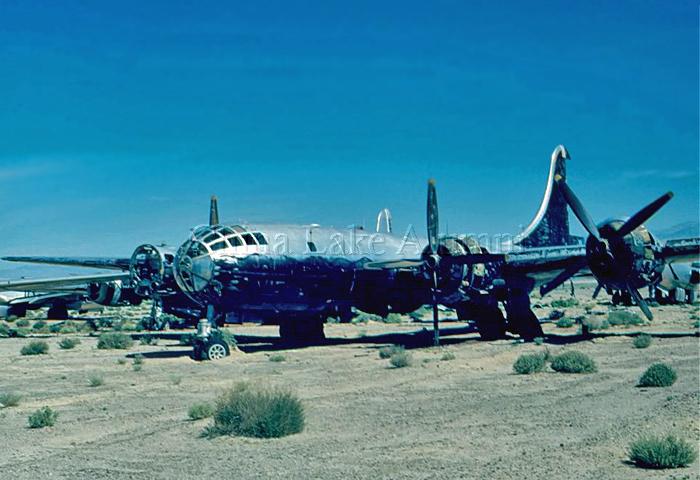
xmin=4 ymin=145 xmax=699 ymax=360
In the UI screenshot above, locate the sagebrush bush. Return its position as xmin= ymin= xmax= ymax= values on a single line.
xmin=205 ymin=383 xmax=304 ymax=438
xmin=28 ymin=406 xmax=58 ymax=428
xmin=549 ymin=309 xmax=566 ymax=320
xmin=132 ymin=354 xmax=144 ymax=371
xmin=633 ymin=334 xmax=652 ymax=349
xmin=629 ymin=435 xmax=697 ymax=469
xmin=550 ymin=351 xmax=597 ymax=374
xmin=97 ymin=332 xmax=133 ymax=350
xmin=583 ymin=317 xmax=609 ymax=331
xmin=608 ymin=310 xmax=645 ymax=326
xmin=140 ymin=335 xmax=158 ymax=345
xmin=378 ymin=344 xmax=404 ymax=359
xmin=389 ymin=350 xmax=412 ymax=368
xmin=16 ymin=318 xmax=30 ymax=328
xmin=0 ymin=391 xmax=21 ymax=407
xmin=32 ymin=320 xmax=47 ymax=331
xmin=638 ymin=363 xmax=677 ymax=387
xmin=0 ymin=323 xmax=10 ymax=337
xmin=188 ymin=403 xmax=214 ymax=420
xmin=513 ymin=353 xmax=546 ymax=374
xmin=556 ymin=317 xmax=574 ymax=328
xmin=87 ymin=374 xmax=104 ymax=387
xmin=269 ymin=354 xmax=286 ymax=362
xmin=58 ymin=338 xmax=80 ymax=350
xmin=21 ymin=341 xmax=49 ymax=356
xmin=550 ymin=298 xmax=579 ymax=308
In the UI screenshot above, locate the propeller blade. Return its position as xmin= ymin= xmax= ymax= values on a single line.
xmin=627 ymin=285 xmax=653 ymax=321
xmin=431 ymin=269 xmax=440 ymax=346
xmin=441 ymin=253 xmax=507 ymax=266
xmin=209 ymin=195 xmax=220 ymax=226
xmin=615 ymin=192 xmax=674 ymax=238
xmin=427 ymin=179 xmax=439 ymax=254
xmin=557 ymin=180 xmax=602 ymax=241
xmin=592 ymin=284 xmax=602 ymax=299
xmin=539 ymin=256 xmax=588 ymax=296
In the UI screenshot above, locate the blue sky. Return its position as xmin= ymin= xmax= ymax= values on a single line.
xmin=0 ymin=0 xmax=697 ymax=262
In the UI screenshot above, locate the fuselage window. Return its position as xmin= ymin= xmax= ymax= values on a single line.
xmin=228 ymin=235 xmax=243 ymax=247
xmin=242 ymin=233 xmax=257 ymax=246
xmin=253 ymin=232 xmax=268 ymax=245
xmin=210 ymin=240 xmax=228 ymax=251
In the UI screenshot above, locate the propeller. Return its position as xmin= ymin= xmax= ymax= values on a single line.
xmin=422 ymin=180 xmax=506 ymax=345
xmin=540 ymin=178 xmax=674 ymax=321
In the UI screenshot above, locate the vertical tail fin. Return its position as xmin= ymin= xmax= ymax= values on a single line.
xmin=512 ymin=145 xmax=583 ymax=248
xmin=209 ymin=195 xmax=219 ymax=226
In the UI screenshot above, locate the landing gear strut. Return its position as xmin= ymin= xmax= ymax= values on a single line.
xmin=504 ymin=287 xmax=544 ymax=341
xmin=191 ymin=305 xmax=232 ymax=361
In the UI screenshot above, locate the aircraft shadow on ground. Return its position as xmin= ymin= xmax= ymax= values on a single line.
xmin=130 ymin=326 xmax=699 ymax=359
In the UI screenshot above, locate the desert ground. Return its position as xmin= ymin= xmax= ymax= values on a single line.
xmin=1 ymin=282 xmax=698 ymax=480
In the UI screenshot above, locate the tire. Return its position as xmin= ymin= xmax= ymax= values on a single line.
xmin=472 ymin=305 xmax=507 ymax=341
xmin=203 ymin=339 xmax=230 ymax=361
xmin=47 ymin=304 xmax=69 ymax=320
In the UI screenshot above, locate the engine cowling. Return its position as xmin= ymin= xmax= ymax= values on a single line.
xmin=87 ymin=281 xmax=141 ymax=306
xmin=129 ymin=244 xmax=174 ymax=297
xmin=587 ymin=220 xmax=665 ymax=291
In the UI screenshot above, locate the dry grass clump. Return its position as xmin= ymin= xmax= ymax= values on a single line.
xmin=378 ymin=344 xmax=404 ymax=359
xmin=87 ymin=374 xmax=104 ymax=387
xmin=550 ymin=351 xmax=597 ymax=374
xmin=269 ymin=354 xmax=286 ymax=362
xmin=0 ymin=392 xmax=21 ymax=407
xmin=638 ymin=363 xmax=677 ymax=388
xmin=188 ymin=403 xmax=214 ymax=420
xmin=204 ymin=383 xmax=304 ymax=439
xmin=21 ymin=341 xmax=49 ymax=356
xmin=389 ymin=350 xmax=413 ymax=368
xmin=629 ymin=435 xmax=696 ymax=469
xmin=58 ymin=337 xmax=81 ymax=350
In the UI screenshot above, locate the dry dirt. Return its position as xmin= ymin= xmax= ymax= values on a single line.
xmin=1 ymin=283 xmax=698 ymax=480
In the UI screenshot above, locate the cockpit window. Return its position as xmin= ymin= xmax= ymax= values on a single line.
xmin=203 ymin=233 xmax=221 ymax=244
xmin=227 ymin=235 xmax=243 ymax=247
xmin=253 ymin=232 xmax=268 ymax=245
xmin=210 ymin=240 xmax=228 ymax=251
xmin=241 ymin=233 xmax=257 ymax=246
xmin=219 ymin=227 xmax=235 ymax=236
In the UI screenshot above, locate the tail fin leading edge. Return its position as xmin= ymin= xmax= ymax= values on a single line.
xmin=512 ymin=145 xmax=583 ymax=248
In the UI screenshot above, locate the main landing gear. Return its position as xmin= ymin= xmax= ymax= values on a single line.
xmin=191 ymin=306 xmax=232 ymax=361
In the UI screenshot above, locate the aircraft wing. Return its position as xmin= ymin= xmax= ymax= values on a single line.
xmin=661 ymin=238 xmax=700 ymax=264
xmin=1 ymin=256 xmax=131 ymax=270
xmin=0 ymin=272 xmax=130 ymax=292
xmin=502 ymin=246 xmax=589 ymax=288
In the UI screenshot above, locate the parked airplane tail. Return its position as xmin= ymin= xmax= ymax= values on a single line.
xmin=512 ymin=145 xmax=583 ymax=248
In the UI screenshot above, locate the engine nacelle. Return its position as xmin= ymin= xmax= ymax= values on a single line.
xmin=587 ymin=220 xmax=665 ymax=291
xmin=129 ymin=244 xmax=175 ymax=297
xmin=87 ymin=281 xmax=141 ymax=306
